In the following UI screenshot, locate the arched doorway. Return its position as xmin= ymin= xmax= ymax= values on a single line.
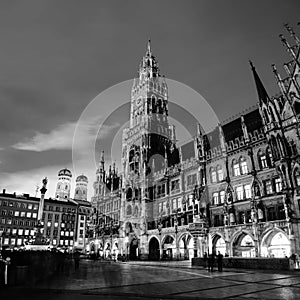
xmin=149 ymin=237 xmax=160 ymax=260
xmin=162 ymin=235 xmax=175 ymax=260
xmin=233 ymin=233 xmax=255 ymax=257
xmin=261 ymin=230 xmax=290 ymax=258
xmin=213 ymin=235 xmax=226 ymax=255
xmin=129 ymin=238 xmax=138 ymax=260
xmin=178 ymin=234 xmax=193 ymax=260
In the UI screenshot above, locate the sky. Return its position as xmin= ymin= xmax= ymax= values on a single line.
xmin=0 ymin=0 xmax=299 ymax=200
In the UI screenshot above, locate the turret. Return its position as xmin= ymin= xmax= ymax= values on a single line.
xmin=55 ymin=168 xmax=72 ymax=200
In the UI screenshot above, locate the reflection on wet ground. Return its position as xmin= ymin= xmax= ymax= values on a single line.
xmin=2 ymin=259 xmax=300 ymax=299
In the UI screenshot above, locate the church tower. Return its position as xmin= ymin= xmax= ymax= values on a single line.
xmin=74 ymin=174 xmax=88 ymax=201
xmin=120 ymin=41 xmax=178 ymax=259
xmin=55 ymin=168 xmax=72 ymax=199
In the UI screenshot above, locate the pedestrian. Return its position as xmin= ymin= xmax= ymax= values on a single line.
xmin=203 ymin=252 xmax=208 ymax=269
xmin=207 ymin=253 xmax=212 ymax=272
xmin=217 ymin=251 xmax=223 ymax=272
xmin=73 ymin=249 xmax=81 ymax=271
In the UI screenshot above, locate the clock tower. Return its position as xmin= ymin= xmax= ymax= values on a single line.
xmin=120 ymin=41 xmax=178 ymax=259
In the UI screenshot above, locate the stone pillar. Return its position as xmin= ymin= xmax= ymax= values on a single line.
xmin=193 ymin=236 xmax=198 ymax=258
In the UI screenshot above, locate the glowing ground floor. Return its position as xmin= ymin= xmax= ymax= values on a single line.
xmin=88 ymin=219 xmax=300 ymax=262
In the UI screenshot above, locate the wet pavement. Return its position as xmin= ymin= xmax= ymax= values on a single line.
xmin=1 ymin=259 xmax=300 ymax=299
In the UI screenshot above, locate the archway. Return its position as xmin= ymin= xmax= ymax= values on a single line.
xmin=129 ymin=238 xmax=138 ymax=260
xmin=213 ymin=235 xmax=226 ymax=255
xmin=148 ymin=237 xmax=160 ymax=260
xmin=178 ymin=234 xmax=193 ymax=260
xmin=261 ymin=230 xmax=290 ymax=258
xmin=162 ymin=235 xmax=175 ymax=260
xmin=232 ymin=232 xmax=255 ymax=257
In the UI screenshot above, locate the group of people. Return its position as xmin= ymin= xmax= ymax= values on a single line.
xmin=203 ymin=251 xmax=223 ymax=272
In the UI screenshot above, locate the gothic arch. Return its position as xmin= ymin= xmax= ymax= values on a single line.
xmin=260 ymin=228 xmax=290 ymax=258
xmin=231 ymin=230 xmax=256 ymax=257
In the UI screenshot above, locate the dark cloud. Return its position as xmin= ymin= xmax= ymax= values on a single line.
xmin=0 ymin=0 xmax=299 ymax=193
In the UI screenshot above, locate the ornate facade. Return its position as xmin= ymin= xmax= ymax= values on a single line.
xmin=90 ymin=24 xmax=300 ymax=260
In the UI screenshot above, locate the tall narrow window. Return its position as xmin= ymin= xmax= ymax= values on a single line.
xmin=211 ymin=168 xmax=217 ymax=183
xmin=217 ymin=166 xmax=224 ymax=181
xmin=236 ymin=186 xmax=244 ymax=200
xmin=244 ymin=184 xmax=252 ymax=199
xmin=219 ymin=191 xmax=225 ymax=203
xmin=275 ymin=177 xmax=282 ymax=192
xmin=240 ymin=158 xmax=248 ymax=175
xmin=233 ymin=161 xmax=240 ymax=176
xmin=212 ymin=192 xmax=219 ymax=205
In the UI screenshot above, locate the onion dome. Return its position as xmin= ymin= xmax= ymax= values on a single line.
xmin=76 ymin=174 xmax=88 ymax=183
xmin=58 ymin=168 xmax=72 ymax=177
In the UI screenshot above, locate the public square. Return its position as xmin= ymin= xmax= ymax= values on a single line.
xmin=2 ymin=259 xmax=300 ymax=299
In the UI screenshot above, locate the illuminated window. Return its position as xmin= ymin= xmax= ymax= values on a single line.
xmin=240 ymin=158 xmax=248 ymax=175
xmin=220 ymin=191 xmax=225 ymax=203
xmin=212 ymin=192 xmax=219 ymax=205
xmin=244 ymin=185 xmax=252 ymax=198
xmin=236 ymin=186 xmax=244 ymax=200
xmin=275 ymin=178 xmax=282 ymax=192
xmin=233 ymin=163 xmax=240 ymax=176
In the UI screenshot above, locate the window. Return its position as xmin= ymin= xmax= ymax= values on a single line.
xmin=54 ymin=222 xmax=58 ymax=227
xmin=157 ymin=184 xmax=166 ymax=198
xmin=55 ymin=214 xmax=59 ymax=221
xmin=70 ymin=231 xmax=74 ymax=236
xmin=265 ymin=180 xmax=273 ymax=195
xmin=48 ymin=213 xmax=53 ymax=220
xmin=28 ymin=204 xmax=32 ymax=210
xmin=172 ymin=198 xmax=177 ymax=210
xmin=171 ymin=180 xmax=180 ymax=192
xmin=26 ymin=212 xmax=31 ymax=218
xmin=24 ymin=229 xmax=29 ymax=236
xmin=187 ymin=174 xmax=197 ymax=188
xmin=32 ymin=213 xmax=37 ymax=219
xmin=236 ymin=186 xmax=244 ymax=200
xmin=294 ymin=169 xmax=300 ymax=186
xmin=14 ymin=211 xmax=19 ymax=217
xmin=211 ymin=169 xmax=217 ymax=183
xmin=33 ymin=204 xmax=38 ymax=210
xmin=18 ymin=229 xmax=23 ymax=235
xmin=20 ymin=211 xmax=25 ymax=217
xmin=217 ymin=167 xmax=224 ymax=181
xmin=233 ymin=162 xmax=240 ymax=176
xmin=240 ymin=159 xmax=248 ymax=175
xmin=275 ymin=178 xmax=282 ymax=192
xmin=158 ymin=203 xmax=162 ymax=213
xmin=48 ymin=206 xmax=53 ymax=211
xmin=47 ymin=221 xmax=51 ymax=227
xmin=244 ymin=185 xmax=252 ymax=199
xmin=260 ymin=154 xmax=268 ymax=169
xmin=267 ymin=207 xmax=276 ymax=221
xmin=1 ymin=210 xmax=7 ymax=216
xmin=61 ymin=231 xmax=65 ymax=236
xmin=212 ymin=192 xmax=219 ymax=205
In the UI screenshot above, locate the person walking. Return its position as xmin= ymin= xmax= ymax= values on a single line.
xmin=203 ymin=252 xmax=208 ymax=269
xmin=73 ymin=249 xmax=81 ymax=271
xmin=217 ymin=251 xmax=223 ymax=272
xmin=207 ymin=253 xmax=213 ymax=272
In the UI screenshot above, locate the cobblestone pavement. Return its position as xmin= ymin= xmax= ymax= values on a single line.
xmin=1 ymin=259 xmax=300 ymax=299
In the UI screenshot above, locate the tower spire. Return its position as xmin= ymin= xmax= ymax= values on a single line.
xmin=249 ymin=61 xmax=270 ymax=105
xmin=279 ymin=34 xmax=297 ymax=59
xmin=147 ymin=39 xmax=151 ymax=54
xmin=284 ymin=23 xmax=300 ymax=45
